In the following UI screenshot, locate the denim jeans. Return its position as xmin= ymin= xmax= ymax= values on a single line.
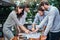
xmin=49 ymin=32 xmax=60 ymax=40
xmin=3 ymin=27 xmax=14 ymax=40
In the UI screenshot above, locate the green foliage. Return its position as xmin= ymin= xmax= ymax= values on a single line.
xmin=48 ymin=0 xmax=60 ymax=11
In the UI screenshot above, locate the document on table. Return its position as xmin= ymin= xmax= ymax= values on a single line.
xmin=19 ymin=32 xmax=41 ymax=39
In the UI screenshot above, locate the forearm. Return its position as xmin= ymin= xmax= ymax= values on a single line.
xmin=19 ymin=25 xmax=28 ymax=32
xmin=17 ymin=26 xmax=21 ymax=33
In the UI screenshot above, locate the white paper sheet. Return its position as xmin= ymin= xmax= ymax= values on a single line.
xmin=18 ymin=32 xmax=41 ymax=39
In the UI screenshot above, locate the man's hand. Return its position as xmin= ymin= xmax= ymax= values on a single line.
xmin=40 ymin=34 xmax=47 ymax=40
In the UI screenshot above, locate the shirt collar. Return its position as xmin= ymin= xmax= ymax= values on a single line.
xmin=48 ymin=6 xmax=52 ymax=11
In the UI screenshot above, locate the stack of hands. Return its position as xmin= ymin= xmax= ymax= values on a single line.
xmin=32 ymin=28 xmax=47 ymax=40
xmin=24 ymin=27 xmax=47 ymax=40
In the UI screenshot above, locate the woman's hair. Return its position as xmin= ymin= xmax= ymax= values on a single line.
xmin=15 ymin=5 xmax=24 ymax=18
xmin=38 ymin=7 xmax=44 ymax=12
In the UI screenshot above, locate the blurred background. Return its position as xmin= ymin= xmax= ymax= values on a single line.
xmin=0 ymin=0 xmax=60 ymax=40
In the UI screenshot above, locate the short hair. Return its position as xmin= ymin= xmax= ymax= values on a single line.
xmin=40 ymin=1 xmax=49 ymax=6
xmin=38 ymin=7 xmax=44 ymax=12
xmin=24 ymin=4 xmax=30 ymax=8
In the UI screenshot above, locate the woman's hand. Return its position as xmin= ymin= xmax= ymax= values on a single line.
xmin=25 ymin=30 xmax=31 ymax=34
